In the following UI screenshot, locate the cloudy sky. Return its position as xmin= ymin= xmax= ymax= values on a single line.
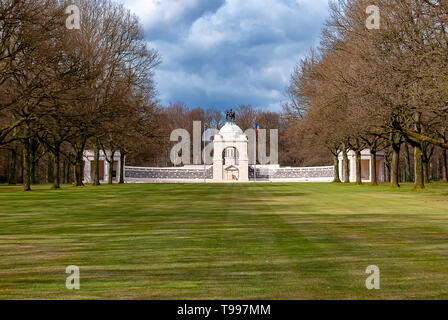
xmin=121 ymin=0 xmax=329 ymax=111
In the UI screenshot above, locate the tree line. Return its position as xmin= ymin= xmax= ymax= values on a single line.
xmin=0 ymin=96 xmax=314 ymax=187
xmin=0 ymin=0 xmax=161 ymax=190
xmin=285 ymin=0 xmax=448 ymax=189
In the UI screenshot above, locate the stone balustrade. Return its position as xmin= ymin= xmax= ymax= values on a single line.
xmin=249 ymin=166 xmax=334 ymax=179
xmin=125 ymin=166 xmax=213 ymax=180
xmin=124 ymin=165 xmax=333 ymax=182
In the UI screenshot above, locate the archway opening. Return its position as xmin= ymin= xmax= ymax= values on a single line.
xmin=223 ymin=147 xmax=239 ymax=166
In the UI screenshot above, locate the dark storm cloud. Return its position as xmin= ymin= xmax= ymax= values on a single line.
xmin=122 ymin=0 xmax=329 ymax=111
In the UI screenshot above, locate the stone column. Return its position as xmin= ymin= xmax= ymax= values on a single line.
xmin=116 ymin=152 xmax=121 ymax=183
xmin=338 ymin=154 xmax=344 ymax=182
xmin=350 ymin=152 xmax=356 ymax=183
xmin=83 ymin=154 xmax=92 ymax=184
xmin=213 ymin=139 xmax=223 ymax=181
xmin=379 ymin=157 xmax=385 ymax=182
xmin=236 ymin=139 xmax=249 ymax=182
xmin=104 ymin=155 xmax=109 ymax=183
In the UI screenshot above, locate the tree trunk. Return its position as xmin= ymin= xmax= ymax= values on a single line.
xmin=119 ymin=152 xmax=125 ymax=184
xmin=412 ymin=113 xmax=425 ymax=189
xmin=77 ymin=158 xmax=84 ymax=186
xmin=30 ymin=139 xmax=37 ymax=185
xmin=93 ymin=143 xmax=100 ymax=185
xmin=390 ymin=143 xmax=400 ymax=188
xmin=18 ymin=150 xmax=23 ymax=184
xmin=442 ymin=149 xmax=448 ymax=183
xmin=52 ymin=144 xmax=61 ymax=189
xmin=423 ymin=158 xmax=430 ymax=184
xmin=65 ymin=161 xmax=71 ymax=185
xmin=29 ymin=136 xmax=40 ymax=185
xmin=342 ymin=148 xmax=350 ymax=183
xmin=414 ymin=143 xmax=425 ymax=189
xmin=47 ymin=153 xmax=54 ymax=184
xmin=370 ymin=150 xmax=377 ymax=186
xmin=108 ymin=150 xmax=116 ymax=184
xmin=73 ymin=159 xmax=84 ymax=186
xmin=62 ymin=159 xmax=67 ymax=184
xmin=404 ymin=144 xmax=412 ymax=182
xmin=22 ymin=139 xmax=31 ymax=191
xmin=73 ymin=165 xmax=77 ymax=186
xmin=355 ymin=150 xmax=362 ymax=185
xmin=8 ymin=148 xmax=17 ymax=185
xmin=72 ymin=140 xmax=86 ymax=187
xmin=332 ymin=153 xmax=341 ymax=183
xmin=385 ymin=160 xmax=390 ymax=183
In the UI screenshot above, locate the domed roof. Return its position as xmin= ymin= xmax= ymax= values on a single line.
xmin=219 ymin=122 xmax=243 ymax=136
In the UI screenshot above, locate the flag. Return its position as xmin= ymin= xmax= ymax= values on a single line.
xmin=255 ymin=123 xmax=260 ymax=131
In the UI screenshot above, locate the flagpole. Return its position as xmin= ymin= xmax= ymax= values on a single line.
xmin=203 ymin=126 xmax=207 ymax=183
xmin=254 ymin=125 xmax=257 ymax=182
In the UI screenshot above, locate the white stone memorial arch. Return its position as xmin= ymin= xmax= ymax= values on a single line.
xmin=212 ymin=121 xmax=249 ymax=182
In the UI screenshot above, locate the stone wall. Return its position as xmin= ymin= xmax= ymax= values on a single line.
xmin=124 ymin=165 xmax=333 ymax=183
xmin=125 ymin=166 xmax=213 ymax=181
xmin=249 ymin=166 xmax=334 ymax=181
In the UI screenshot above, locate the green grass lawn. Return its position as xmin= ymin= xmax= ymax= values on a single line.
xmin=0 ymin=182 xmax=448 ymax=299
